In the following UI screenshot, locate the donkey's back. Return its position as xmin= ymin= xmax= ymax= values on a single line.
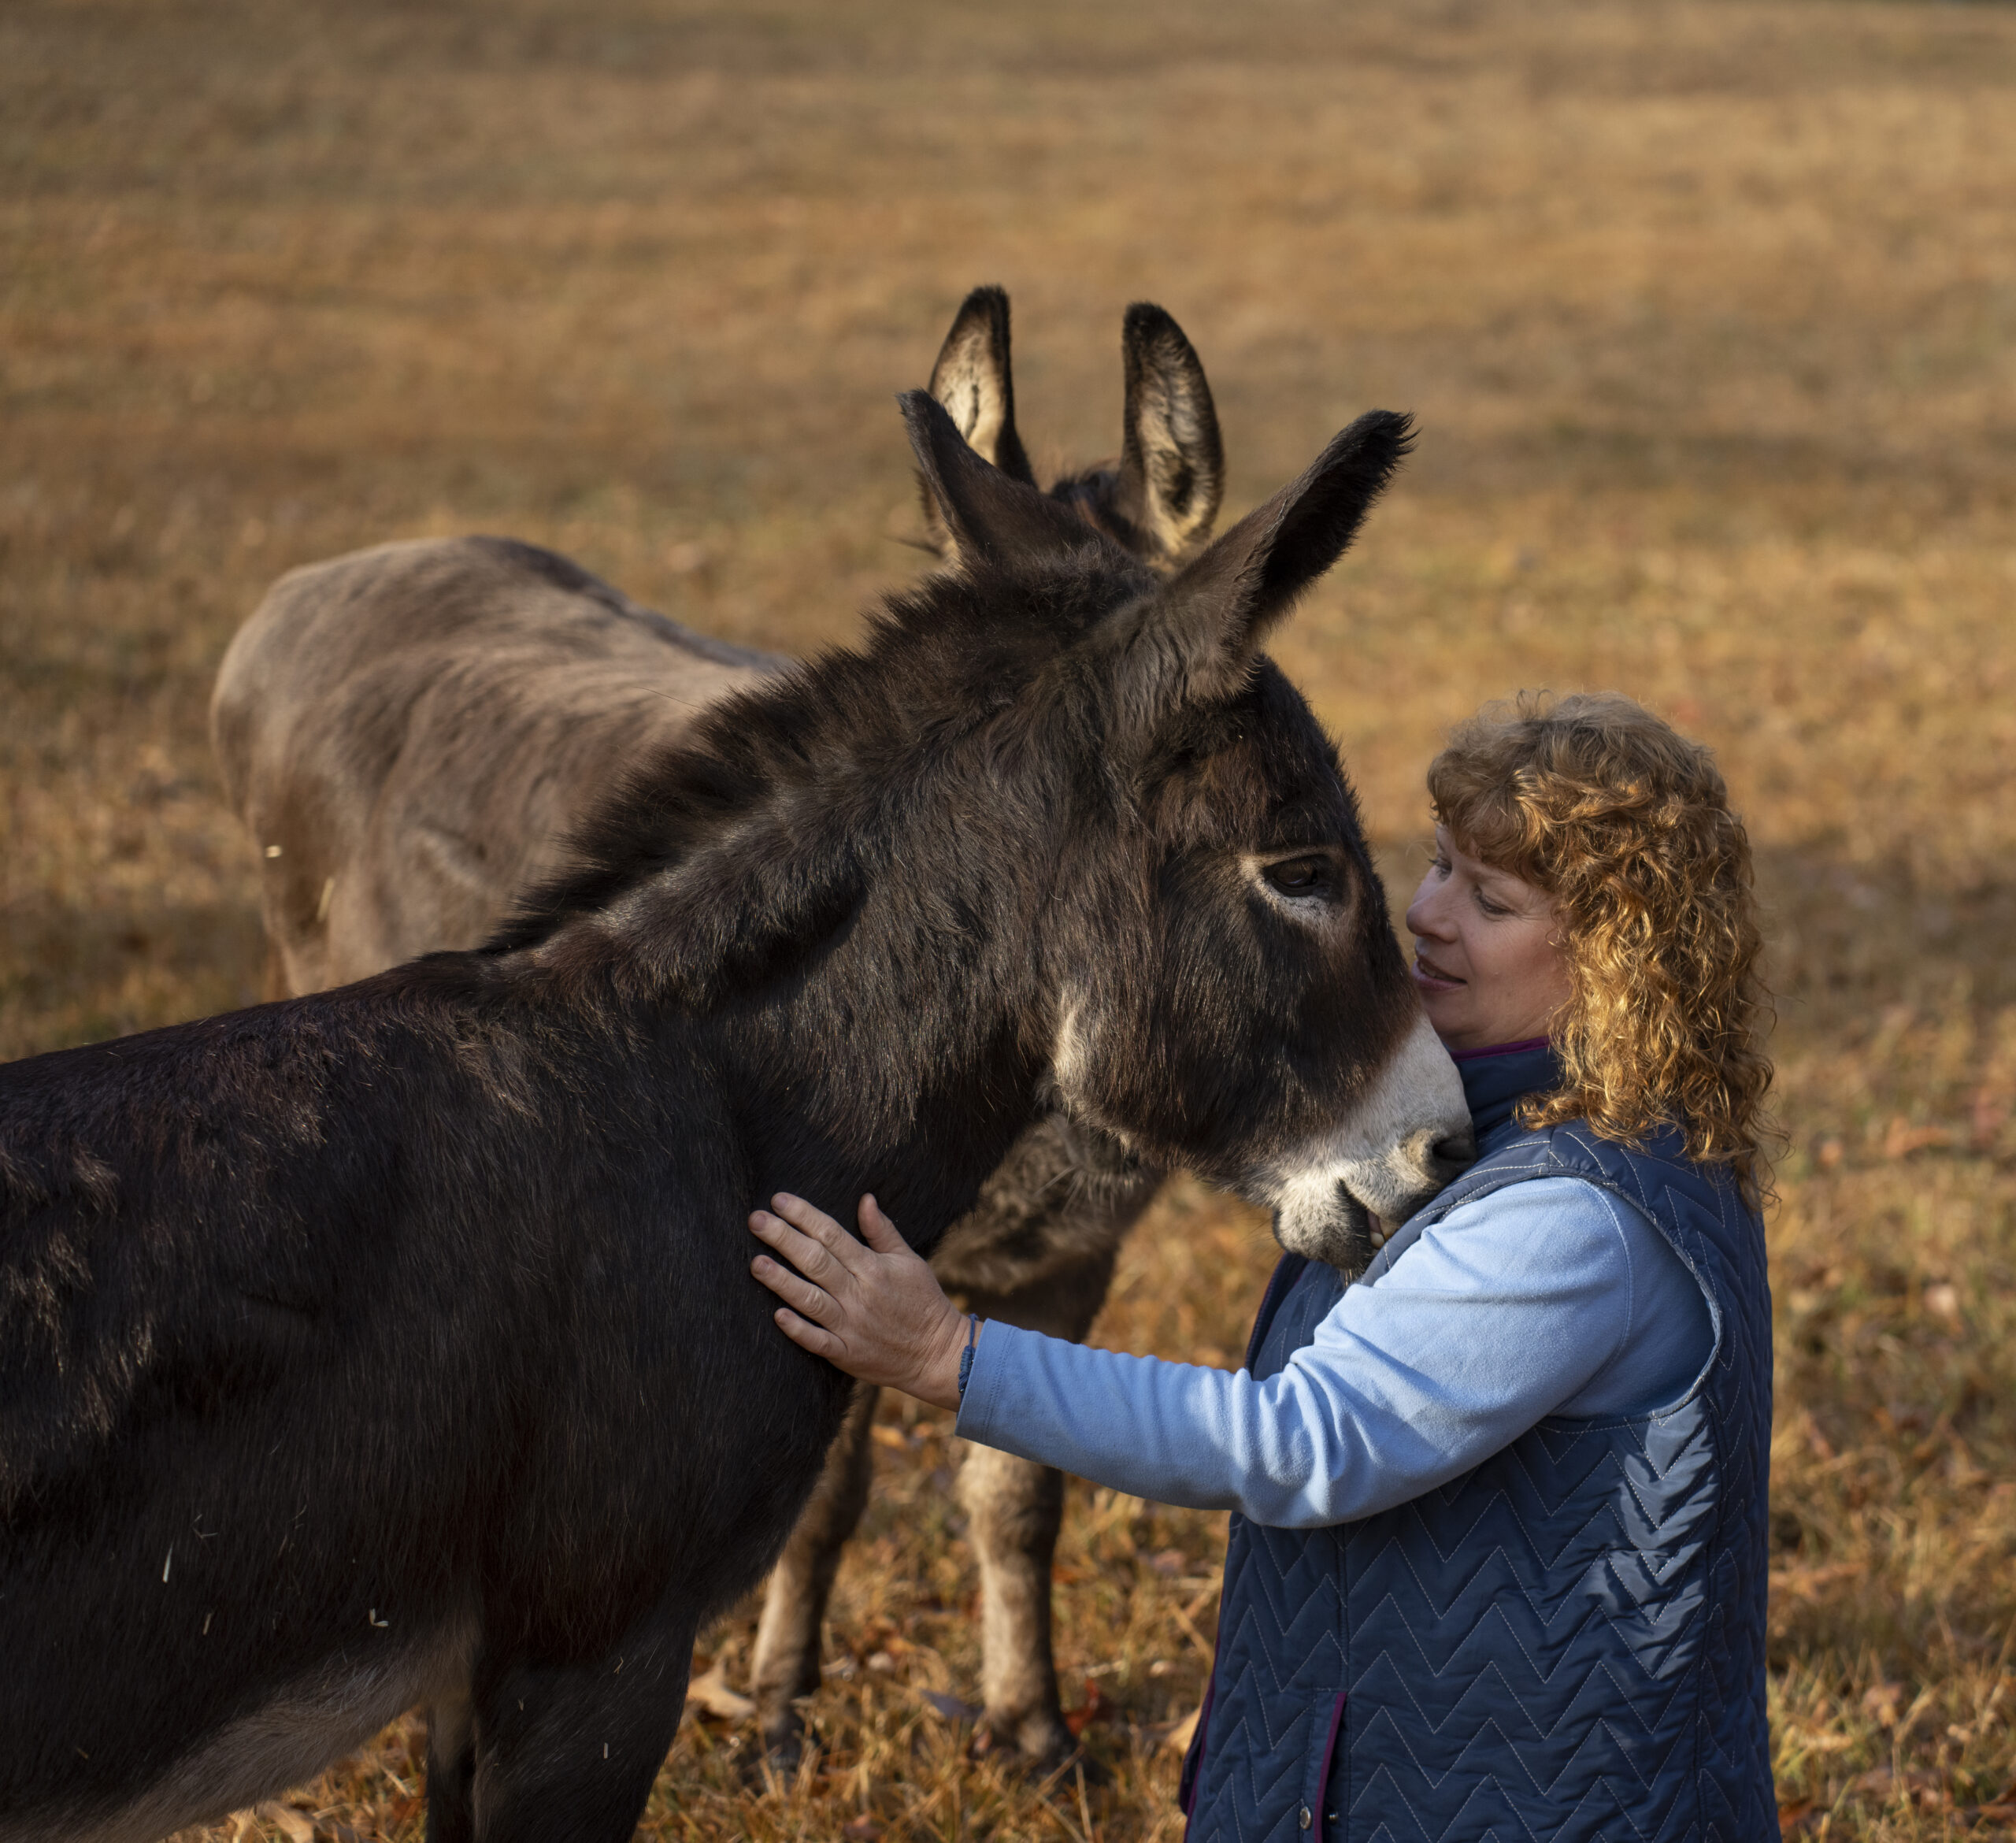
xmin=213 ymin=534 xmax=783 ymax=995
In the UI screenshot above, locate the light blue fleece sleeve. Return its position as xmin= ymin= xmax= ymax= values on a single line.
xmin=952 ymin=1177 xmax=1711 ymax=1529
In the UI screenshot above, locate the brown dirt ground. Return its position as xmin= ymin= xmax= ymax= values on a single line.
xmin=5 ymin=0 xmax=2016 ymax=1836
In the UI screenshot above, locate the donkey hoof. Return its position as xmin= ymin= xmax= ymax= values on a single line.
xmin=1054 ymin=1741 xmax=1111 ymax=1787
xmin=748 ymin=1711 xmax=811 ymax=1785
xmin=971 ymin=1715 xmax=1102 ymax=1781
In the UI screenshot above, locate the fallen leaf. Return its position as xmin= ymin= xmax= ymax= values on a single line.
xmin=1850 ymin=1766 xmax=1947 ymax=1807
xmin=1064 ymin=1678 xmax=1105 ymax=1737
xmin=684 ymin=1661 xmax=755 ymax=1722
xmin=919 ymin=1689 xmax=981 ymax=1722
xmin=1882 ymin=1116 xmax=1955 ymax=1159
xmin=256 ymin=1804 xmax=315 ymax=1843
xmin=1166 ymin=1704 xmax=1202 ymax=1753
xmin=1769 ymin=1561 xmax=1864 ymax=1600
xmin=1971 ymin=1084 xmax=2011 ymax=1149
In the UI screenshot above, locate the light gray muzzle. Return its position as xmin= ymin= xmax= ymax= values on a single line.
xmin=1251 ymin=1014 xmax=1473 ymax=1274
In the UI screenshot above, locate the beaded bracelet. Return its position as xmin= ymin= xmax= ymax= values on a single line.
xmin=956 ymin=1311 xmax=980 ymax=1402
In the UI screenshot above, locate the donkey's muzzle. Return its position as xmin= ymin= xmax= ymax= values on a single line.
xmin=1358 ymin=1117 xmax=1477 ymax=1223
xmin=1257 ymin=1014 xmax=1472 ymax=1273
xmin=1410 ymin=1122 xmax=1478 ymax=1192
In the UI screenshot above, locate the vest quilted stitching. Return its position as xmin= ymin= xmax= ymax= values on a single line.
xmin=1185 ymin=1121 xmax=1773 ymax=1842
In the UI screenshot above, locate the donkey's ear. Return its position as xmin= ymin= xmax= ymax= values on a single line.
xmin=919 ymin=287 xmax=1035 ymax=558
xmin=1110 ymin=410 xmax=1414 ymax=712
xmin=927 ymin=287 xmax=1035 ymax=483
xmin=1114 ymin=303 xmax=1225 ymax=566
xmin=901 ymin=391 xmax=1106 ymax=569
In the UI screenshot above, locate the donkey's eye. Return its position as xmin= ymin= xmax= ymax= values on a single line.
xmin=1263 ymin=856 xmax=1332 ymax=899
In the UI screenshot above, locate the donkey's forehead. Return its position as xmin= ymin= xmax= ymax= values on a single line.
xmin=1142 ymin=662 xmax=1360 ymax=842
xmin=1166 ymin=661 xmax=1345 ymax=775
xmin=897 ymin=551 xmax=1157 ymax=659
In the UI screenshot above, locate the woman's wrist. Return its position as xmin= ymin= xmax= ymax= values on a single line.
xmin=916 ymin=1304 xmax=979 ymax=1413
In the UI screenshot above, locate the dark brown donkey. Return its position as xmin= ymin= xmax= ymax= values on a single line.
xmin=212 ymin=290 xmax=1227 ymax=1763
xmin=2 ymin=394 xmax=1469 ymax=1841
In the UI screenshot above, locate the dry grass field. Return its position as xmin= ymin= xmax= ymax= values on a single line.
xmin=6 ymin=0 xmax=2016 ymax=1835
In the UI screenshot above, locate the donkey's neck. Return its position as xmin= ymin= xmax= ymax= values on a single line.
xmin=493 ymin=609 xmax=1080 ymax=1246
xmin=699 ymin=982 xmax=1047 ymax=1257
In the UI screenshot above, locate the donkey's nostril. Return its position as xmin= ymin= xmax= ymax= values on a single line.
xmin=1429 ymin=1128 xmax=1477 ymax=1178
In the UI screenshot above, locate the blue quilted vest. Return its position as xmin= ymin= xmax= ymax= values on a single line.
xmin=1180 ymin=1044 xmax=1774 ymax=1842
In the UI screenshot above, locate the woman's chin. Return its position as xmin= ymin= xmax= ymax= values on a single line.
xmin=1415 ymin=985 xmax=1472 ymax=1039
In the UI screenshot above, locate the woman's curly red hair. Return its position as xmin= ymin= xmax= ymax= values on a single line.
xmin=1427 ymin=692 xmax=1775 ymax=1200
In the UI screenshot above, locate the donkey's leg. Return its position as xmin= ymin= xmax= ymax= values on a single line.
xmin=959 ymin=1442 xmax=1074 ymax=1761
xmin=423 ymin=1687 xmax=478 ymax=1843
xmin=922 ymin=1116 xmax=1165 ymax=1763
xmin=956 ymin=1253 xmax=1129 ymax=1765
xmin=749 ymin=1382 xmax=878 ymax=1763
xmin=465 ymin=1610 xmax=696 ymax=1843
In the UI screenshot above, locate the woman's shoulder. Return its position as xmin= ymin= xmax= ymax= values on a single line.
xmin=1464 ymin=1114 xmax=1747 ymax=1222
xmin=1434 ymin=1170 xmax=1647 ymax=1249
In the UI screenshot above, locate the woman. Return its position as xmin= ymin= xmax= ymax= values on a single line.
xmin=747 ymin=692 xmax=1776 ymax=1842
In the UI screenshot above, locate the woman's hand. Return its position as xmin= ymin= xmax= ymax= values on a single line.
xmin=749 ymin=1192 xmax=973 ymax=1411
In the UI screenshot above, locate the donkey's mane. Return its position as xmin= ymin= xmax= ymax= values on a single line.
xmin=487 ymin=546 xmax=1154 ymax=954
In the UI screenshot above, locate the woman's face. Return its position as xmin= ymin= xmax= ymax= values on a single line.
xmin=1404 ymin=827 xmax=1573 ymax=1052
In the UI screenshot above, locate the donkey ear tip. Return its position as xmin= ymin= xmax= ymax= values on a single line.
xmin=947 ymin=284 xmax=1008 ymax=326
xmin=1124 ymin=300 xmax=1184 ymax=342
xmin=1337 ymin=408 xmax=1418 ymax=462
xmin=898 ymin=391 xmax=961 ymax=465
